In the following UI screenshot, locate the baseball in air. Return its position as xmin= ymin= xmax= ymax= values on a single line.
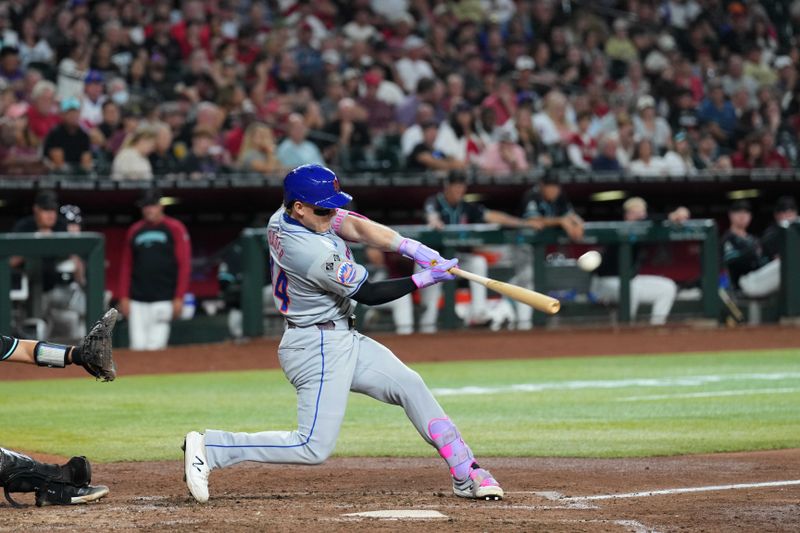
xmin=577 ymin=250 xmax=602 ymax=272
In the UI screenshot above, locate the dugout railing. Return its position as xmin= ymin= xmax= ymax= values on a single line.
xmin=238 ymin=219 xmax=724 ymax=336
xmin=0 ymin=233 xmax=105 ymax=335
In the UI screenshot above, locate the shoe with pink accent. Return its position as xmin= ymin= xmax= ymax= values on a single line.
xmin=453 ymin=464 xmax=504 ymax=500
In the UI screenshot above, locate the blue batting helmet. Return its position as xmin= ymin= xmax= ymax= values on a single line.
xmin=283 ymin=164 xmax=352 ymax=208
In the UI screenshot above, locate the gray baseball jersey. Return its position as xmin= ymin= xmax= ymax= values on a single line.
xmin=203 ymin=207 xmax=479 ymax=490
xmin=266 ymin=207 xmax=368 ymax=326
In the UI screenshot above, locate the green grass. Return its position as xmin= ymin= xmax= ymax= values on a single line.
xmin=1 ymin=349 xmax=798 ymax=462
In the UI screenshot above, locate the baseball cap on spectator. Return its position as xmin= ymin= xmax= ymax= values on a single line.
xmin=60 ymin=97 xmax=81 ymax=112
xmin=342 ymin=68 xmax=360 ymax=82
xmin=498 ymin=129 xmax=515 ymax=143
xmin=674 ymin=131 xmax=688 ymax=143
xmin=137 ymin=188 xmax=163 ymax=208
xmin=613 ymin=18 xmax=629 ymax=32
xmin=774 ymin=196 xmax=797 ymax=214
xmin=363 ymin=71 xmax=381 ymax=86
xmin=728 ymin=2 xmax=746 ymax=16
xmin=657 ymin=34 xmax=676 ymax=52
xmin=394 ymin=12 xmax=415 ymax=26
xmin=322 ymin=49 xmax=341 ymax=66
xmin=85 ymin=70 xmax=104 ymax=84
xmin=774 ymin=56 xmax=793 ymax=70
xmin=729 ymin=200 xmax=752 ymax=213
xmin=636 ymin=95 xmax=656 ymax=111
xmin=0 ymin=45 xmax=19 ymax=58
xmin=403 ymin=35 xmax=425 ymax=51
xmin=515 ymin=56 xmax=535 ymax=72
xmin=34 ymin=190 xmax=59 ymax=210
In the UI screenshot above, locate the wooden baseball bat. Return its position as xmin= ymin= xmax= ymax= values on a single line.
xmin=449 ymin=267 xmax=561 ymax=315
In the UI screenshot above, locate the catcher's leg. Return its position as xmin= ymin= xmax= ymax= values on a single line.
xmin=0 ymin=448 xmax=108 ymax=507
xmin=349 ymin=334 xmax=503 ymax=500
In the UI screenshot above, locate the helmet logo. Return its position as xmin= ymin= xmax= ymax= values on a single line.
xmin=333 ymin=176 xmax=341 ymax=192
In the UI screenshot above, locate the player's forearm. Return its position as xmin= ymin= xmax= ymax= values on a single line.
xmin=351 ymin=277 xmax=416 ymax=306
xmin=484 ymin=210 xmax=526 ymax=228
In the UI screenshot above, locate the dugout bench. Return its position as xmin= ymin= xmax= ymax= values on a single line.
xmin=237 ymin=220 xmax=723 ymax=336
xmin=0 ymin=233 xmax=106 ymax=335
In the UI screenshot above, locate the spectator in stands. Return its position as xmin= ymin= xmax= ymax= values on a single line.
xmin=118 ymin=188 xmax=192 ymax=351
xmin=276 ymin=113 xmax=324 ymax=168
xmin=79 ymin=70 xmax=105 ymax=129
xmin=592 ymin=134 xmax=623 ymax=172
xmin=400 ymin=103 xmax=434 ymax=157
xmin=533 ymin=90 xmax=574 ymax=147
xmin=0 ymin=46 xmax=23 ymax=91
xmin=762 ymin=196 xmax=799 ymax=261
xmin=629 ymin=138 xmax=667 ymax=177
xmin=358 ymin=71 xmax=397 ymax=136
xmin=43 ymin=97 xmax=92 ymax=174
xmin=481 ymin=76 xmax=517 ymax=127
xmin=435 ymin=101 xmax=483 ymax=164
xmin=26 ymin=80 xmax=60 ymax=144
xmin=236 ymin=122 xmax=281 ymax=177
xmin=722 ymin=54 xmax=758 ymax=101
xmin=669 ymin=88 xmax=701 ymax=133
xmin=419 ymin=171 xmax=535 ymax=332
xmin=567 ymin=110 xmax=597 ymax=171
xmin=693 ymin=133 xmax=732 ymax=170
xmin=759 ymin=130 xmax=789 ymax=169
xmin=605 ymin=18 xmax=637 ymax=64
xmin=396 ymin=77 xmax=443 ymax=129
xmin=633 ymin=95 xmax=672 ymax=154
xmin=180 ymin=127 xmax=225 ymax=178
xmin=662 ymin=131 xmax=697 ymax=177
xmin=111 ymin=126 xmax=156 ymax=180
xmin=592 ymin=197 xmax=679 ymax=325
xmin=321 ymin=98 xmax=371 ymax=170
xmin=614 ymin=114 xmax=636 ymax=169
xmin=149 ymin=122 xmax=179 ymax=176
xmin=722 ymin=200 xmax=779 ymax=298
xmin=96 ymin=100 xmax=121 ymax=155
xmin=477 ymin=129 xmax=528 ymax=176
xmin=406 ymin=120 xmax=465 ymax=172
xmin=395 ymin=35 xmax=435 ymax=95
xmin=699 ymin=80 xmax=737 ymax=147
xmin=731 ymin=133 xmax=767 ymax=169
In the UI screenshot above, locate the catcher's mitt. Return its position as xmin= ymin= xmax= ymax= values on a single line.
xmin=74 ymin=308 xmax=119 ymax=381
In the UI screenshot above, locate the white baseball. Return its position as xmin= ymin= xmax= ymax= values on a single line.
xmin=577 ymin=250 xmax=602 ymax=272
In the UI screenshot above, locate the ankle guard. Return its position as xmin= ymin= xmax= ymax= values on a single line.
xmin=428 ymin=418 xmax=474 ymax=481
xmin=34 ymin=342 xmax=71 ymax=368
xmin=0 ymin=449 xmax=91 ymax=507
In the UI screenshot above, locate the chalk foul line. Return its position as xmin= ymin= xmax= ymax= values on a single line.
xmin=560 ymin=480 xmax=800 ymax=502
xmin=619 ymin=387 xmax=800 ymax=401
xmin=431 ymin=372 xmax=800 ymax=397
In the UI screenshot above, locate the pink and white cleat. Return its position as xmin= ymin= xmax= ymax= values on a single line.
xmin=453 ymin=464 xmax=504 ymax=500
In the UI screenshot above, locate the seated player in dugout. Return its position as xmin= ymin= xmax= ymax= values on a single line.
xmin=184 ymin=164 xmax=504 ymax=504
xmin=419 ymin=171 xmax=538 ymax=332
xmin=0 ymin=309 xmax=118 ymax=507
xmin=722 ymin=200 xmax=780 ymax=299
xmin=591 ymin=197 xmax=688 ymax=325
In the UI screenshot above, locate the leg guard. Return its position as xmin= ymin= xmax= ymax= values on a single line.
xmin=428 ymin=418 xmax=474 ymax=481
xmin=0 ymin=448 xmax=91 ymax=507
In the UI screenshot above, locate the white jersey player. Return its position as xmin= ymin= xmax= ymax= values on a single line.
xmin=183 ymin=164 xmax=503 ymax=502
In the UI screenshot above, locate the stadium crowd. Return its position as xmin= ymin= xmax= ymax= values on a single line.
xmin=0 ymin=0 xmax=800 ymax=179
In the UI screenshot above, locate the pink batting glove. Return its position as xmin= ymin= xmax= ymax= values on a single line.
xmin=397 ymin=238 xmax=446 ymax=268
xmin=411 ymin=258 xmax=459 ymax=289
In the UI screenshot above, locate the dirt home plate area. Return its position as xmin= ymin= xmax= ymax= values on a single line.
xmin=3 ymin=326 xmax=800 ymax=531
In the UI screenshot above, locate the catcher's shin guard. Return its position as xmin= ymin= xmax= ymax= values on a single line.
xmin=0 ymin=448 xmax=92 ymax=507
xmin=428 ymin=418 xmax=474 ymax=481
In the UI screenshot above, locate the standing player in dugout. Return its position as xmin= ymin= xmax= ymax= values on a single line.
xmin=184 ymin=164 xmax=503 ymax=502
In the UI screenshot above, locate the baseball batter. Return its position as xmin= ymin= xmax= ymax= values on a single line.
xmin=184 ymin=164 xmax=503 ymax=502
